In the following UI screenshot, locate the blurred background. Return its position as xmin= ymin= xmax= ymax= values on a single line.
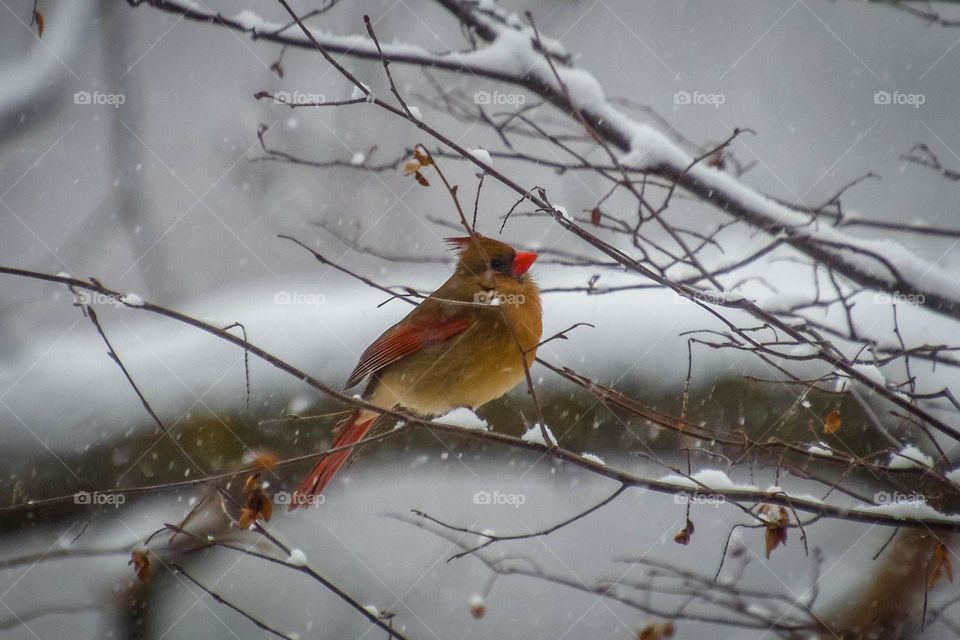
xmin=2 ymin=1 xmax=960 ymax=638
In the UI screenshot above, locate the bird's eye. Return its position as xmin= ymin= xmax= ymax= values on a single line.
xmin=490 ymin=258 xmax=504 ymax=270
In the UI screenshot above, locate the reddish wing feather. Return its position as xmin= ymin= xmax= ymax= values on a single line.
xmin=345 ymin=315 xmax=471 ymax=389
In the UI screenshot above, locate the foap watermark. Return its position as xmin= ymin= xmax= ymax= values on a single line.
xmin=674 ymin=491 xmax=725 ymax=507
xmin=474 ymin=291 xmax=525 ymax=307
xmin=874 ymin=91 xmax=925 ymax=108
xmin=274 ymin=491 xmax=324 ymax=507
xmin=74 ymin=90 xmax=126 ymax=108
xmin=875 ymin=491 xmax=926 ymax=506
xmin=274 ymin=291 xmax=326 ymax=307
xmin=272 ymin=90 xmax=325 ymax=105
xmin=75 ymin=491 xmax=125 ymax=507
xmin=875 ymin=291 xmax=925 ymax=306
xmin=674 ymin=90 xmax=725 ymax=109
xmin=473 ymin=490 xmax=526 ymax=508
xmin=73 ymin=289 xmax=123 ymax=308
xmin=473 ymin=90 xmax=526 ymax=106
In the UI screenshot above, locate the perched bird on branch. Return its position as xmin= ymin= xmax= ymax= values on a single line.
xmin=290 ymin=233 xmax=542 ymax=508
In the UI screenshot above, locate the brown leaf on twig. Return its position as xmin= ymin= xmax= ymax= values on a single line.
xmin=707 ymin=149 xmax=725 ymax=169
xmin=238 ymin=473 xmax=273 ymax=529
xmin=823 ymin=409 xmax=842 ymax=434
xmin=637 ymin=621 xmax=675 ymax=640
xmin=674 ymin=518 xmax=694 ymax=545
xmin=469 ymin=597 xmax=486 ymax=619
xmin=33 ymin=10 xmax=44 ymax=37
xmin=413 ymin=147 xmax=433 ymax=167
xmin=590 ymin=207 xmax=602 ymax=226
xmin=129 ymin=550 xmax=151 ymax=582
xmin=929 ymin=541 xmax=954 ymax=590
xmin=404 ymin=148 xmax=435 ymax=187
xmin=759 ymin=504 xmax=789 ymax=559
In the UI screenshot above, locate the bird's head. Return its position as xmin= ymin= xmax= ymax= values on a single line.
xmin=446 ymin=233 xmax=537 ymax=285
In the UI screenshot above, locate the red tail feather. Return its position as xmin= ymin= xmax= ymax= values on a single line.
xmin=290 ymin=411 xmax=376 ymax=510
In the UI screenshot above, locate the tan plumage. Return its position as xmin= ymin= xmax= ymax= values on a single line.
xmin=290 ymin=233 xmax=542 ymax=508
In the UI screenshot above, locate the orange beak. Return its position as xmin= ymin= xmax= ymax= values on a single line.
xmin=512 ymin=251 xmax=538 ymax=277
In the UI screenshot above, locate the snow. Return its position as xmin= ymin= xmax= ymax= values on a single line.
xmin=287 ymin=549 xmax=308 ymax=566
xmin=231 ymin=9 xmax=274 ymax=32
xmin=407 ymin=105 xmax=422 ymax=121
xmin=851 ymin=363 xmax=886 ymax=388
xmin=363 ymin=605 xmax=379 ymax=617
xmin=467 ymin=148 xmax=492 ymax=166
xmin=947 ymin=468 xmax=960 ymax=486
xmin=121 ymin=293 xmax=145 ymax=307
xmin=789 ymin=344 xmax=819 ymax=358
xmin=806 ymin=443 xmax=833 ymax=457
xmin=657 ymin=469 xmax=758 ymax=492
xmin=859 ymin=500 xmax=955 ymax=521
xmin=522 ymin=423 xmax=556 ymax=446
xmin=888 ymin=445 xmax=934 ymax=470
xmin=435 ymin=408 xmax=488 ymax=431
xmin=580 ymin=452 xmax=605 ymax=466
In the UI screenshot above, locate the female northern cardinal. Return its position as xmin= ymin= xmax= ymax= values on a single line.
xmin=291 ymin=234 xmax=541 ymax=508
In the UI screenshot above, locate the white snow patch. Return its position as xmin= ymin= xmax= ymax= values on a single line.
xmin=467 ymin=148 xmax=492 ymax=166
xmin=852 ymin=363 xmax=886 ymax=388
xmin=888 ymin=445 xmax=933 ymax=470
xmin=947 ymin=468 xmax=960 ymax=486
xmin=658 ymin=469 xmax=758 ymax=492
xmin=859 ymin=500 xmax=954 ymax=521
xmin=581 ymin=452 xmax=605 ymax=466
xmin=407 ymin=105 xmax=422 ymax=121
xmin=121 ymin=293 xmax=145 ymax=307
xmin=436 ymin=408 xmax=488 ymax=431
xmin=350 ymin=151 xmax=365 ymax=165
xmin=287 ymin=549 xmax=308 ymax=566
xmin=522 ymin=423 xmax=556 ymax=446
xmin=807 ymin=443 xmax=833 ymax=457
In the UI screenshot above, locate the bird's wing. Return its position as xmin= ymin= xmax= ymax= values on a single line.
xmin=344 ymin=314 xmax=472 ymax=389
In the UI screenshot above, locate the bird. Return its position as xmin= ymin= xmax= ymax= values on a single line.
xmin=290 ymin=233 xmax=542 ymax=509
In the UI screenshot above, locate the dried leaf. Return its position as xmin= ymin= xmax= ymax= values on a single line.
xmin=590 ymin=207 xmax=602 ymax=226
xmin=760 ymin=505 xmax=789 ymax=559
xmin=403 ymin=161 xmax=421 ymax=175
xmin=707 ymin=149 xmax=725 ymax=169
xmin=414 ymin=171 xmax=430 ymax=187
xmin=823 ymin=409 xmax=842 ymax=434
xmin=470 ymin=599 xmax=486 ymax=619
xmin=245 ymin=450 xmax=279 ymax=472
xmin=637 ymin=621 xmax=675 ymax=640
xmin=269 ymin=61 xmax=284 ymax=78
xmin=239 ymin=474 xmax=273 ymax=529
xmin=765 ymin=525 xmax=788 ymax=559
xmin=129 ymin=550 xmax=151 ymax=582
xmin=413 ymin=147 xmax=432 ymax=167
xmin=674 ymin=518 xmax=695 ymax=545
xmin=34 ymin=11 xmax=44 ymax=38
xmin=929 ymin=541 xmax=953 ymax=590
